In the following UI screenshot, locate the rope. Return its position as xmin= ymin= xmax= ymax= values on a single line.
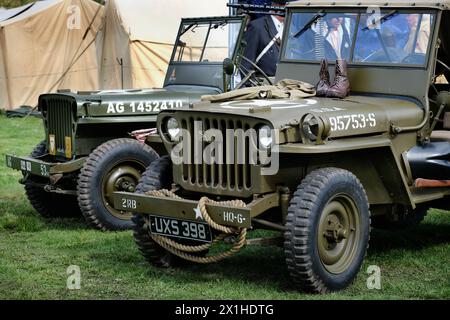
xmin=144 ymin=189 xmax=247 ymax=264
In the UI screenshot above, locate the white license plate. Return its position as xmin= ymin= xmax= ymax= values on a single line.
xmin=149 ymin=215 xmax=213 ymax=243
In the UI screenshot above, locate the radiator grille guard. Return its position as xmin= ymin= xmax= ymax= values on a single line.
xmin=40 ymin=95 xmax=77 ymax=159
xmin=160 ymin=112 xmax=273 ymax=198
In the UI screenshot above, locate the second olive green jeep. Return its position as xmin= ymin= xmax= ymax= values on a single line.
xmin=112 ymin=0 xmax=450 ymax=293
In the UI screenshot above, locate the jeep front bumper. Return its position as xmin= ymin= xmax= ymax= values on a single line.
xmin=5 ymin=154 xmax=86 ymax=181
xmin=112 ymin=191 xmax=281 ymax=229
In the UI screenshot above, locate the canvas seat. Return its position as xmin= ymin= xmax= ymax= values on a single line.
xmin=431 ymin=130 xmax=450 ymax=142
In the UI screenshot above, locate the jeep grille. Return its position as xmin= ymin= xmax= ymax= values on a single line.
xmin=41 ymin=96 xmax=76 ymax=159
xmin=176 ymin=114 xmax=261 ymax=197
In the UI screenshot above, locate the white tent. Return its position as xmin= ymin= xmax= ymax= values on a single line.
xmin=0 ymin=0 xmax=104 ymax=110
xmin=98 ymin=0 xmax=230 ymax=90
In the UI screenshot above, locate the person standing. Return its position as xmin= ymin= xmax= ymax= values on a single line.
xmin=405 ymin=14 xmax=431 ymax=55
xmin=241 ymin=0 xmax=289 ymax=77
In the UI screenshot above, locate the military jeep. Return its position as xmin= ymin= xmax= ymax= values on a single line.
xmin=113 ymin=0 xmax=450 ymax=293
xmin=5 ymin=15 xmax=259 ymax=231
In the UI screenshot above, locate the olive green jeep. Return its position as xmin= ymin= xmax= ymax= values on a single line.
xmin=4 ymin=15 xmax=271 ymax=231
xmin=113 ymin=1 xmax=450 ymax=293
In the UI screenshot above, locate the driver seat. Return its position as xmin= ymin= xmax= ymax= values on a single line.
xmin=431 ymin=131 xmax=450 ymax=142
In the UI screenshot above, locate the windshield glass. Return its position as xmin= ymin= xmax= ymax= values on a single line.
xmin=284 ymin=10 xmax=435 ymax=66
xmin=174 ymin=19 xmax=242 ymax=63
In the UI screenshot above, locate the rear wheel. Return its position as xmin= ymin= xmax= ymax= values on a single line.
xmin=24 ymin=141 xmax=80 ymax=218
xmin=284 ymin=168 xmax=371 ymax=293
xmin=132 ymin=156 xmax=177 ymax=267
xmin=77 ymin=138 xmax=158 ymax=231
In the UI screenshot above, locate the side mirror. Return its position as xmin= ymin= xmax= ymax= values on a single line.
xmin=223 ymin=58 xmax=235 ymax=76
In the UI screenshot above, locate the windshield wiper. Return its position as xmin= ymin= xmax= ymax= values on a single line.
xmin=362 ymin=10 xmax=398 ymax=31
xmin=294 ymin=10 xmax=326 ymax=38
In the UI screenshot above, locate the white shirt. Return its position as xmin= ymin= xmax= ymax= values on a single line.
xmin=311 ymin=18 xmax=352 ymax=59
xmin=271 ymin=15 xmax=284 ymax=38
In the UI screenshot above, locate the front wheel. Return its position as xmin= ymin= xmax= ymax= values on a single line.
xmin=132 ymin=156 xmax=177 ymax=267
xmin=284 ymin=168 xmax=371 ymax=293
xmin=25 ymin=141 xmax=81 ymax=218
xmin=77 ymin=138 xmax=159 ymax=231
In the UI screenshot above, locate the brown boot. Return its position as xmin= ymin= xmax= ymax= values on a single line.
xmin=327 ymin=60 xmax=350 ymax=99
xmin=316 ymin=59 xmax=330 ymax=97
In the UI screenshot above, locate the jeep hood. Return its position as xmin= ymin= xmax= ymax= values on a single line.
xmin=185 ymin=95 xmax=424 ymax=138
xmin=40 ymin=86 xmax=219 ymax=117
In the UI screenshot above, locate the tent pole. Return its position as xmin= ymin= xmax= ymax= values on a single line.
xmin=116 ymin=58 xmax=124 ymax=89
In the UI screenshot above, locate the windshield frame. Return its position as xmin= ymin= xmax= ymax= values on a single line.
xmin=281 ymin=7 xmax=438 ymax=69
xmin=169 ymin=16 xmax=246 ymax=66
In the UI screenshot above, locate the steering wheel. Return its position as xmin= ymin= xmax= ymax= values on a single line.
xmin=435 ymin=58 xmax=450 ymax=76
xmin=235 ymin=55 xmax=274 ymax=89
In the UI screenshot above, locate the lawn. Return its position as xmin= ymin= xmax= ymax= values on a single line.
xmin=0 ymin=114 xmax=449 ymax=300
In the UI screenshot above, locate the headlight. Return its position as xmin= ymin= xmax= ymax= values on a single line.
xmin=259 ymin=125 xmax=273 ymax=149
xmin=302 ymin=116 xmax=320 ymax=141
xmin=300 ymin=114 xmax=331 ymax=144
xmin=166 ymin=117 xmax=180 ymax=141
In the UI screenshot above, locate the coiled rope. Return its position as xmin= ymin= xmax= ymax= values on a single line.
xmin=143 ymin=190 xmax=247 ymax=264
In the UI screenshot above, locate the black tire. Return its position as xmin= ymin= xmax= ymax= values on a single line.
xmin=77 ymin=138 xmax=159 ymax=231
xmin=372 ymin=205 xmax=428 ymax=230
xmin=24 ymin=141 xmax=81 ymax=218
xmin=284 ymin=168 xmax=371 ymax=293
xmin=132 ymin=156 xmax=177 ymax=267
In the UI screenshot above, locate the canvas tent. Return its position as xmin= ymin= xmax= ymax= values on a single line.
xmin=0 ymin=0 xmax=230 ymax=110
xmin=98 ymin=0 xmax=230 ymax=90
xmin=0 ymin=3 xmax=35 ymax=22
xmin=0 ymin=0 xmax=104 ymax=110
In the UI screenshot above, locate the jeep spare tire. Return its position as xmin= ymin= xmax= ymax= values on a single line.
xmin=77 ymin=138 xmax=159 ymax=231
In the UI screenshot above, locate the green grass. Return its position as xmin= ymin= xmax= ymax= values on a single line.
xmin=0 ymin=114 xmax=449 ymax=300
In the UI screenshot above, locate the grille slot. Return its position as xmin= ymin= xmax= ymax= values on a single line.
xmin=180 ymin=115 xmax=255 ymax=192
xmin=42 ymin=96 xmax=76 ymax=159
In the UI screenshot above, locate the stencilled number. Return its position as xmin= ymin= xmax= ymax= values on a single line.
xmin=122 ymin=198 xmax=137 ymax=209
xmin=126 ymin=101 xmax=183 ymax=114
xmin=20 ymin=160 xmax=32 ymax=172
xmin=40 ymin=165 xmax=48 ymax=177
xmin=153 ymin=102 xmax=160 ymax=112
xmin=329 ymin=113 xmax=377 ymax=132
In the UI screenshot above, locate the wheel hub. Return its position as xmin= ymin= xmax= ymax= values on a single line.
xmin=114 ymin=177 xmax=137 ymax=193
xmin=324 ymin=215 xmax=348 ymax=243
xmin=103 ymin=164 xmax=143 ymax=220
xmin=318 ymin=195 xmax=360 ymax=274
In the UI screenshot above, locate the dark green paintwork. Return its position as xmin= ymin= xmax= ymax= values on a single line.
xmin=6 ymin=15 xmax=248 ymax=186
xmin=113 ymin=2 xmax=450 ymax=228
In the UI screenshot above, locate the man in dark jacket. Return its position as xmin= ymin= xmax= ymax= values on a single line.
xmin=241 ymin=0 xmax=288 ymax=78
